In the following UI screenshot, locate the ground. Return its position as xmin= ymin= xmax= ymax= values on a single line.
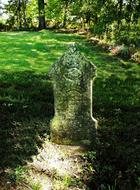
xmin=0 ymin=30 xmax=140 ymax=190
xmin=27 ymin=141 xmax=88 ymax=190
xmin=1 ymin=140 xmax=90 ymax=190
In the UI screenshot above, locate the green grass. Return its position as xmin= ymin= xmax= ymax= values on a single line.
xmin=0 ymin=31 xmax=83 ymax=73
xmin=0 ymin=30 xmax=139 ymax=109
xmin=0 ymin=30 xmax=140 ymax=188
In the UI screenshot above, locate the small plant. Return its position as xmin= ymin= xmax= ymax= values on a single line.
xmin=31 ymin=182 xmax=42 ymax=190
xmin=131 ymin=51 xmax=140 ymax=64
xmin=53 ymin=175 xmax=74 ymax=190
xmin=62 ymin=176 xmax=73 ymax=187
xmin=106 ymin=182 xmax=116 ymax=190
xmin=100 ymin=180 xmax=117 ymax=190
xmin=136 ymin=176 xmax=140 ymax=188
xmin=8 ymin=166 xmax=27 ymax=183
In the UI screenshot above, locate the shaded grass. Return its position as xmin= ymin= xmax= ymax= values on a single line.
xmin=0 ymin=30 xmax=139 ymax=109
xmin=0 ymin=71 xmax=53 ymax=168
xmin=0 ymin=30 xmax=140 ymax=184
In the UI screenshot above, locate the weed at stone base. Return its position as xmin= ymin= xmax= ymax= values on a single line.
xmin=30 ymin=182 xmax=42 ymax=190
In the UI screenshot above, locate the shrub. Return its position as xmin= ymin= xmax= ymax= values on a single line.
xmin=131 ymin=51 xmax=140 ymax=64
xmin=111 ymin=45 xmax=130 ymax=59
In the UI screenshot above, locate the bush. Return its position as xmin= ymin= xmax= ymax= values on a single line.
xmin=114 ymin=26 xmax=140 ymax=48
xmin=131 ymin=51 xmax=140 ymax=64
xmin=0 ymin=22 xmax=7 ymax=31
xmin=111 ymin=45 xmax=130 ymax=59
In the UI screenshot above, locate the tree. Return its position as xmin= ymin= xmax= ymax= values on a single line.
xmin=0 ymin=0 xmax=2 ymax=17
xmin=22 ymin=0 xmax=28 ymax=29
xmin=46 ymin=0 xmax=74 ymax=28
xmin=62 ymin=0 xmax=71 ymax=28
xmin=38 ymin=0 xmax=46 ymax=29
xmin=4 ymin=0 xmax=28 ymax=29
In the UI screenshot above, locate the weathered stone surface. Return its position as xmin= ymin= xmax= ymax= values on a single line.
xmin=49 ymin=44 xmax=97 ymax=145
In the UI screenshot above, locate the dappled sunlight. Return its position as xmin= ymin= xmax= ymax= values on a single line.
xmin=4 ymin=32 xmax=29 ymax=36
xmin=0 ymin=31 xmax=139 ymax=107
xmin=0 ymin=31 xmax=139 ymax=108
xmin=30 ymin=142 xmax=85 ymax=177
xmin=0 ymin=30 xmax=139 ymax=190
xmin=0 ymin=32 xmax=85 ymax=73
xmin=0 ymin=70 xmax=54 ymax=169
xmin=0 ymin=31 xmax=83 ymax=73
xmin=27 ymin=141 xmax=87 ymax=190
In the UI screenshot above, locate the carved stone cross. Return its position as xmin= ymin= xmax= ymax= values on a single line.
xmin=49 ymin=44 xmax=97 ymax=145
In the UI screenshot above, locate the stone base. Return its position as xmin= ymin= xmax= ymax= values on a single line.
xmin=50 ymin=116 xmax=96 ymax=146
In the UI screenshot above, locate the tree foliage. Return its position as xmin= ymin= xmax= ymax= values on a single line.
xmin=1 ymin=0 xmax=139 ymax=45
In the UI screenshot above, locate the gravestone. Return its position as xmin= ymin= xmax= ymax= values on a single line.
xmin=49 ymin=44 xmax=97 ymax=145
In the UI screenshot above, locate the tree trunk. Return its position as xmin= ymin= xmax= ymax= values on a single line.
xmin=63 ymin=1 xmax=69 ymax=28
xmin=117 ymin=0 xmax=123 ymax=29
xmin=38 ymin=0 xmax=46 ymax=29
xmin=0 ymin=0 xmax=2 ymax=16
xmin=17 ymin=0 xmax=22 ymax=29
xmin=22 ymin=0 xmax=27 ymax=30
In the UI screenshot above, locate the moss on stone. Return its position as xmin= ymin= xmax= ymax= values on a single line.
xmin=49 ymin=44 xmax=97 ymax=145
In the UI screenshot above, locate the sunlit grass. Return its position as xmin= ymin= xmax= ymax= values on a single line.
xmin=0 ymin=31 xmax=83 ymax=73
xmin=0 ymin=30 xmax=140 ymax=175
xmin=0 ymin=30 xmax=139 ymax=110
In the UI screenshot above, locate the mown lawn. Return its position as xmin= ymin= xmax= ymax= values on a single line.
xmin=0 ymin=30 xmax=140 ymax=189
xmin=0 ymin=30 xmax=139 ymax=108
xmin=0 ymin=30 xmax=82 ymax=72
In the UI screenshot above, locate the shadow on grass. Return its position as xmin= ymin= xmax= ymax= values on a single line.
xmin=86 ymin=106 xmax=140 ymax=190
xmin=84 ymin=63 xmax=140 ymax=189
xmin=85 ymin=65 xmax=140 ymax=189
xmin=0 ymin=70 xmax=54 ymax=169
xmin=0 ymin=31 xmax=84 ymax=170
xmin=0 ymin=31 xmax=140 ymax=189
